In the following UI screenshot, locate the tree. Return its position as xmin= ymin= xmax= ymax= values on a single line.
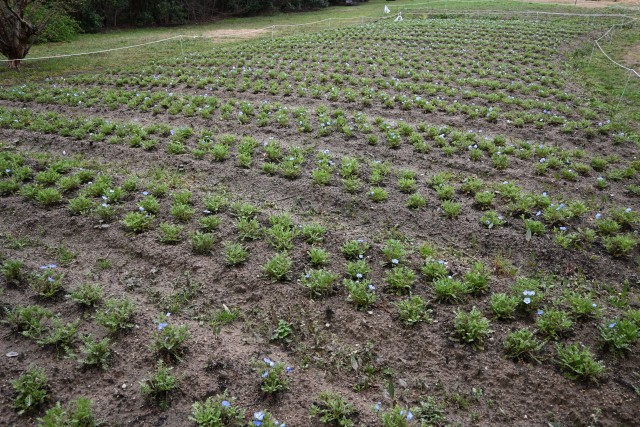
xmin=0 ymin=0 xmax=75 ymax=68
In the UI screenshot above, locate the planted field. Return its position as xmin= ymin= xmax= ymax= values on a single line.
xmin=1 ymin=13 xmax=639 ymax=427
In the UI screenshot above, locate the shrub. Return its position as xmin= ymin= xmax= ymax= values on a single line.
xmin=301 ymin=269 xmax=338 ymax=297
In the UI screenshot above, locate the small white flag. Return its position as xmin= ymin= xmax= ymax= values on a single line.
xmin=394 ymin=12 xmax=403 ymax=22
xmin=384 ymin=5 xmax=390 ymax=14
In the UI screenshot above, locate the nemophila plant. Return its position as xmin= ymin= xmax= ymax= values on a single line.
xmin=203 ymin=193 xmax=228 ymax=213
xmin=264 ymin=252 xmax=292 ymax=281
xmin=96 ymin=298 xmax=136 ymax=334
xmin=230 ymin=201 xmax=259 ymax=219
xmin=37 ymin=317 xmax=79 ymax=354
xmin=151 ymin=315 xmax=190 ymax=361
xmin=342 ymin=239 xmax=370 ymax=260
xmin=435 ymin=184 xmax=455 ymax=201
xmin=599 ymin=320 xmax=638 ymax=355
xmin=344 ymin=278 xmax=377 ymax=309
xmin=625 ymin=309 xmax=640 ymax=328
xmin=1 ymin=259 xmax=24 ymax=286
xmin=29 ymin=270 xmax=63 ymax=299
xmin=464 ymin=262 xmax=490 ymax=295
xmin=190 ymin=232 xmax=216 ymax=255
xmin=3 ymin=304 xmax=52 ymax=339
xmin=376 ymin=404 xmax=416 ymax=427
xmin=413 ymin=397 xmax=445 ymax=426
xmin=345 ymin=259 xmax=371 ymax=279
xmin=602 ymin=234 xmax=637 ymax=258
xmin=122 ymin=211 xmax=155 ymax=233
xmin=262 ymin=162 xmax=279 ymax=176
xmin=224 ymin=242 xmax=248 ymax=266
xmin=381 ymin=239 xmax=408 ymax=265
xmin=250 ymin=410 xmax=286 ymax=427
xmin=368 ymin=187 xmax=389 ymax=203
xmin=611 ymin=207 xmax=640 ymax=227
xmin=489 ymin=293 xmax=519 ymax=320
xmin=266 ymin=224 xmax=299 ymax=251
xmin=433 ymin=277 xmax=468 ymax=304
xmin=406 ymin=193 xmax=427 ymax=209
xmin=564 ymin=292 xmax=600 ymax=320
xmin=200 ymin=215 xmax=222 ymax=232
xmin=301 ymin=268 xmax=338 ymax=297
xmin=236 ymin=217 xmax=261 ymax=241
xmin=385 ymin=266 xmax=417 ymax=295
xmin=421 ymin=259 xmax=448 ymax=282
xmin=158 ymin=223 xmax=184 ymax=244
xmin=170 ymin=203 xmax=196 ymax=222
xmin=474 ymin=191 xmax=494 ymax=209
xmin=480 ymin=211 xmax=505 ymax=229
xmin=454 ymin=307 xmax=492 ymax=350
xmin=523 ymin=218 xmax=546 ymax=240
xmin=395 ymin=295 xmax=432 ymax=326
xmin=441 ymin=200 xmax=461 ymax=219
xmin=343 ymin=177 xmax=362 ymax=194
xmin=255 ymin=358 xmax=290 ymax=395
xmin=35 ymin=187 xmax=63 ymax=207
xmin=77 ymin=334 xmax=111 ymax=370
xmin=140 ymin=360 xmax=178 ymax=410
xmin=339 ymin=157 xmax=360 ymax=179
xmin=504 ymin=328 xmax=543 ymax=362
xmin=302 ymin=223 xmax=326 ymax=244
xmin=189 ymin=391 xmax=245 ymax=427
xmin=37 ymin=397 xmax=98 ymax=427
xmin=11 ymin=366 xmax=49 ymax=415
xmin=308 ymin=246 xmax=331 ymax=267
xmin=270 ymin=319 xmax=293 ymax=344
xmin=555 ymin=343 xmax=604 ymax=382
xmin=310 ymin=391 xmax=356 ymax=427
xmin=512 ymin=277 xmax=545 ymax=309
xmin=139 ymin=194 xmax=161 ymax=214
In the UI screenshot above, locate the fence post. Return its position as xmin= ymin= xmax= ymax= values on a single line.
xmin=180 ymin=36 xmax=185 ymax=64
xmin=588 ymin=42 xmax=596 ymax=64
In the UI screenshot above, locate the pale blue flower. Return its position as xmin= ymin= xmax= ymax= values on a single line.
xmin=523 ymin=297 xmax=531 ymax=304
xmin=221 ymin=400 xmax=231 ymax=407
xmin=157 ymin=322 xmax=168 ymax=331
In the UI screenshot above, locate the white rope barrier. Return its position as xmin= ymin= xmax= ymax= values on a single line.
xmin=0 ymin=14 xmax=390 ymax=62
xmin=0 ymin=34 xmax=188 ymax=62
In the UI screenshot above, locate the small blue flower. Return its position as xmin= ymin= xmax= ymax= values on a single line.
xmin=406 ymin=411 xmax=414 ymax=421
xmin=221 ymin=400 xmax=231 ymax=408
xmin=263 ymin=357 xmax=275 ymax=367
xmin=142 ymin=191 xmax=149 ymax=196
xmin=47 ymin=276 xmax=55 ymax=283
xmin=368 ymin=284 xmax=376 ymax=291
xmin=358 ymin=254 xmax=364 ymax=259
xmin=286 ymin=366 xmax=293 ymax=372
xmin=625 ymin=208 xmax=632 ymax=213
xmin=374 ymin=402 xmax=381 ymax=412
xmin=609 ymin=322 xmax=616 ymax=328
xmin=254 ymin=411 xmax=265 ymax=421
xmin=392 ymin=259 xmax=399 ymax=264
xmin=523 ymin=297 xmax=531 ymax=305
xmin=592 ymin=303 xmax=597 ymax=308
xmin=262 ymin=371 xmax=268 ymax=378
xmin=139 ymin=206 xmax=145 ymax=212
xmin=157 ymin=322 xmax=168 ymax=331
xmin=595 ymin=213 xmax=602 ymax=219
xmin=537 ymin=309 xmax=544 ymax=315
xmin=559 ymin=226 xmax=567 ymax=231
